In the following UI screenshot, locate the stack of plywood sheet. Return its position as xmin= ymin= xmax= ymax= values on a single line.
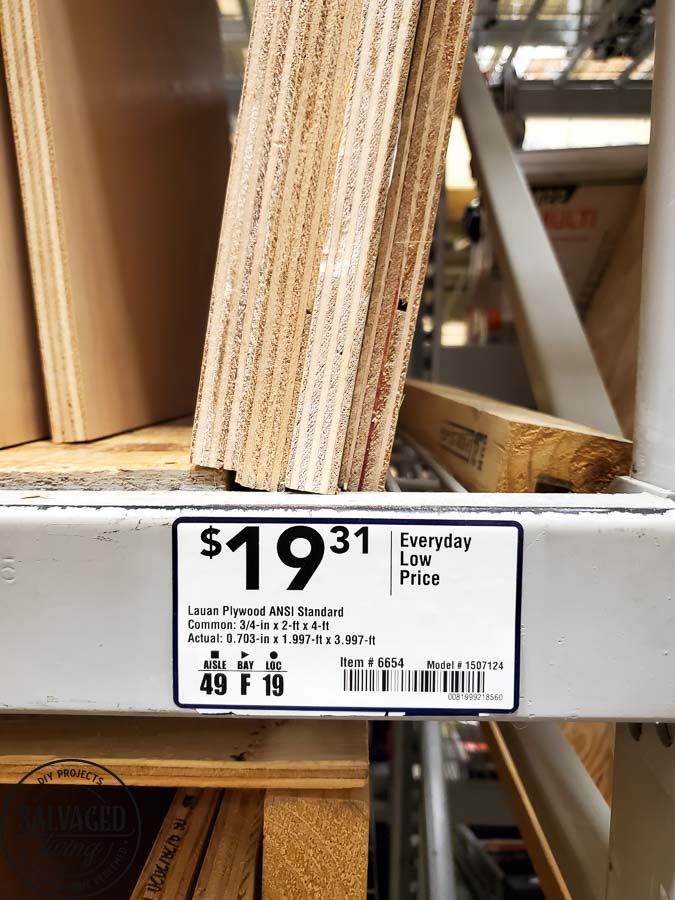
xmin=0 ymin=57 xmax=46 ymax=449
xmin=0 ymin=0 xmax=230 ymax=442
xmin=193 ymin=0 xmax=474 ymax=493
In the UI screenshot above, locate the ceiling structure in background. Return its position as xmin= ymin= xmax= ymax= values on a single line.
xmin=475 ymin=0 xmax=654 ymax=116
xmin=217 ymin=0 xmax=653 ymax=120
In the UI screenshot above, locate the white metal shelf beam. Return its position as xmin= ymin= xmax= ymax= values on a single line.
xmin=0 ymin=489 xmax=673 ymax=719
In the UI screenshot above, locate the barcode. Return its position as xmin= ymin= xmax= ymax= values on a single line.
xmin=342 ymin=668 xmax=486 ymax=694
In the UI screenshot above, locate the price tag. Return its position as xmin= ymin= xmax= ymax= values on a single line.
xmin=173 ymin=515 xmax=522 ymax=715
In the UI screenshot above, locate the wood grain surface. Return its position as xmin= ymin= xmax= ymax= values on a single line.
xmin=130 ymin=788 xmax=222 ymax=899
xmin=0 ymin=0 xmax=229 ymax=441
xmin=0 ymin=417 xmax=231 ymax=489
xmin=343 ymin=0 xmax=474 ymax=491
xmin=262 ymin=786 xmax=369 ymax=899
xmin=0 ymin=717 xmax=369 ymax=789
xmin=0 ymin=54 xmax=47 ymax=449
xmin=193 ymin=790 xmax=263 ymax=899
xmin=398 ymin=379 xmax=631 ymax=492
xmin=586 ymin=185 xmax=644 ymax=438
xmin=561 ymin=723 xmax=614 ymax=805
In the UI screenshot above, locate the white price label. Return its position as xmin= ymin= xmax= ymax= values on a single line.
xmin=173 ymin=515 xmax=522 ymax=715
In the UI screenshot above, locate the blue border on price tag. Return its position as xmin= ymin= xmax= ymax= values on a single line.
xmin=172 ymin=516 xmax=523 ymax=716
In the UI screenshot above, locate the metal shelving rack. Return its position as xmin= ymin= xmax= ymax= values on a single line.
xmin=0 ymin=1 xmax=673 ymax=897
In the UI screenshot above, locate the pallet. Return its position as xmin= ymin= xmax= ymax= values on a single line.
xmin=0 ymin=716 xmax=369 ymax=898
xmin=0 ymin=716 xmax=368 ymax=789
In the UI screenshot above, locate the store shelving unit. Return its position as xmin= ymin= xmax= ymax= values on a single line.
xmin=0 ymin=2 xmax=672 ymax=898
xmin=0 ymin=481 xmax=673 ymax=722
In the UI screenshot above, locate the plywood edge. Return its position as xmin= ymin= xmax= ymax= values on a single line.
xmin=284 ymin=0 xmax=422 ymax=494
xmin=236 ymin=0 xmax=367 ymax=492
xmin=193 ymin=790 xmax=263 ymax=899
xmin=130 ymin=788 xmax=222 ymax=900
xmin=0 ymin=762 xmax=367 ymax=790
xmin=349 ymin=0 xmax=475 ymax=491
xmin=0 ymin=48 xmax=48 ymax=448
xmin=340 ymin=0 xmax=439 ymax=488
xmin=0 ymin=0 xmax=85 ymax=440
xmin=191 ymin=0 xmax=288 ymax=472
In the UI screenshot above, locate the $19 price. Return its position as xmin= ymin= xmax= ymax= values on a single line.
xmin=200 ymin=524 xmax=369 ymax=590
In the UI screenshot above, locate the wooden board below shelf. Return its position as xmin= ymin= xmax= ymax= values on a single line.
xmin=130 ymin=788 xmax=222 ymax=899
xmin=561 ymin=722 xmax=614 ymax=806
xmin=0 ymin=716 xmax=369 ymax=789
xmin=263 ymin=786 xmax=369 ymax=899
xmin=484 ymin=723 xmax=571 ymax=900
xmin=193 ymin=789 xmax=263 ymax=899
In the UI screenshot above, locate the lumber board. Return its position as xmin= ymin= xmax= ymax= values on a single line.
xmin=342 ymin=0 xmax=474 ymax=492
xmin=0 ymin=417 xmax=230 ymax=490
xmin=484 ymin=724 xmax=571 ymax=900
xmin=193 ymin=790 xmax=263 ymax=899
xmin=131 ymin=788 xmax=222 ymax=899
xmin=586 ymin=185 xmax=644 ymax=439
xmin=284 ymin=0 xmax=422 ymax=494
xmin=0 ymin=54 xmax=47 ymax=449
xmin=262 ymin=786 xmax=369 ymax=899
xmin=398 ymin=379 xmax=631 ymax=492
xmin=0 ymin=717 xmax=369 ymax=788
xmin=561 ymin=723 xmax=614 ymax=806
xmin=0 ymin=0 xmax=229 ymax=442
